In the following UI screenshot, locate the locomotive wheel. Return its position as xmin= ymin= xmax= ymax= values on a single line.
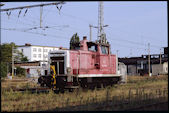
xmin=38 ymin=76 xmax=45 ymax=87
xmin=40 ymin=83 xmax=45 ymax=87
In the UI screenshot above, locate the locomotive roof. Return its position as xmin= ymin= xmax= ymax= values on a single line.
xmin=87 ymin=41 xmax=110 ymax=47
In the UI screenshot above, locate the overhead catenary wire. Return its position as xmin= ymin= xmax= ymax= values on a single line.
xmin=1 ymin=2 xmax=165 ymax=55
xmin=2 ymin=16 xmax=82 ymax=38
xmin=40 ymin=9 xmax=164 ymax=49
xmin=50 ymin=7 xmax=166 ymax=48
xmin=2 ymin=17 xmax=162 ymax=51
xmin=0 ymin=2 xmax=65 ymax=12
xmin=42 ymin=8 xmax=94 ymax=25
xmin=44 ymin=7 xmax=163 ymax=48
xmin=107 ymin=26 xmax=163 ymax=48
xmin=1 ymin=28 xmax=70 ymax=40
xmin=2 ymin=10 xmax=70 ymax=31
xmin=1 ymin=25 xmax=70 ymax=32
xmin=1 ymin=2 xmax=65 ymax=28
xmin=1 ymin=11 xmax=40 ymax=27
xmin=106 ymin=32 xmax=162 ymax=56
xmin=106 ymin=31 xmax=161 ymax=49
xmin=2 ymin=3 xmax=97 ymax=39
xmin=2 ymin=7 xmax=88 ymax=33
xmin=40 ymin=8 xmax=163 ymax=49
xmin=41 ymin=5 xmax=54 ymax=26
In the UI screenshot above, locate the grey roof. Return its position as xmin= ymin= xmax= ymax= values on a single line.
xmin=18 ymin=45 xmax=60 ymax=48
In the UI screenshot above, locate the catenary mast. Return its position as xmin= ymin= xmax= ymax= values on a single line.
xmin=97 ymin=1 xmax=108 ymax=44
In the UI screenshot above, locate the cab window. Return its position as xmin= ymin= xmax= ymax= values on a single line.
xmin=87 ymin=42 xmax=98 ymax=52
xmin=88 ymin=45 xmax=97 ymax=52
xmin=100 ymin=45 xmax=108 ymax=54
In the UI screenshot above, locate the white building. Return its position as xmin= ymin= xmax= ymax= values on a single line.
xmin=17 ymin=43 xmax=61 ymax=62
xmin=16 ymin=44 xmax=67 ymax=77
xmin=14 ymin=61 xmax=48 ymax=78
xmin=118 ymin=62 xmax=127 ymax=83
xmin=152 ymin=62 xmax=168 ymax=75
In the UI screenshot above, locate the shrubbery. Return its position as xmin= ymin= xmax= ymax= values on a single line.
xmin=16 ymin=66 xmax=26 ymax=77
xmin=1 ymin=62 xmax=7 ymax=78
xmin=1 ymin=42 xmax=28 ymax=78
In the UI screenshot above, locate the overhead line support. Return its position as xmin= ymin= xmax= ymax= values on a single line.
xmin=0 ymin=2 xmax=65 ymax=12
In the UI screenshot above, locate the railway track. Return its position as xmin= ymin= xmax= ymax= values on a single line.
xmin=12 ymin=87 xmax=51 ymax=93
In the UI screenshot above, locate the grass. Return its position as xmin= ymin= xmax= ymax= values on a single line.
xmin=1 ymin=75 xmax=168 ymax=111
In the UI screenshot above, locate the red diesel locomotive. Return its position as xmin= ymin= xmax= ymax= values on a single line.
xmin=38 ymin=36 xmax=121 ymax=91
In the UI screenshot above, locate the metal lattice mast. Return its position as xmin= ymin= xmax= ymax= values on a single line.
xmin=97 ymin=1 xmax=104 ymax=40
xmin=97 ymin=1 xmax=109 ymax=44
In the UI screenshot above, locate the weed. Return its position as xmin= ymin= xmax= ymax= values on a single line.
xmin=1 ymin=75 xmax=168 ymax=111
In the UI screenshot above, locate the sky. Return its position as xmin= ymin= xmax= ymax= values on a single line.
xmin=1 ymin=1 xmax=168 ymax=58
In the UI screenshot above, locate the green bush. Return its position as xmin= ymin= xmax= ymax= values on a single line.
xmin=16 ymin=66 xmax=25 ymax=77
xmin=0 ymin=62 xmax=7 ymax=78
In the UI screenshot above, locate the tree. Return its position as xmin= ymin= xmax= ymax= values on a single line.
xmin=0 ymin=42 xmax=16 ymax=77
xmin=70 ymin=33 xmax=80 ymax=50
xmin=0 ymin=42 xmax=28 ymax=77
xmin=0 ymin=62 xmax=8 ymax=78
xmin=20 ymin=56 xmax=28 ymax=62
xmin=16 ymin=66 xmax=26 ymax=77
xmin=14 ymin=49 xmax=28 ymax=62
xmin=0 ymin=42 xmax=16 ymax=63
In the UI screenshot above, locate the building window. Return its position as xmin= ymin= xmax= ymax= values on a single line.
xmin=49 ymin=49 xmax=52 ymax=52
xmin=33 ymin=54 xmax=37 ymax=58
xmin=42 ymin=64 xmax=46 ymax=67
xmin=38 ymin=54 xmax=41 ymax=58
xmin=44 ymin=49 xmax=47 ymax=52
xmin=154 ymin=55 xmax=159 ymax=58
xmin=44 ymin=54 xmax=48 ymax=58
xmin=38 ymin=48 xmax=41 ymax=52
xmin=164 ymin=54 xmax=168 ymax=58
xmin=33 ymin=48 xmax=37 ymax=52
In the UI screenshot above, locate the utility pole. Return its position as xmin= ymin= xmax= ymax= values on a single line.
xmin=12 ymin=45 xmax=14 ymax=78
xmin=40 ymin=6 xmax=43 ymax=28
xmin=148 ymin=43 xmax=151 ymax=77
xmin=160 ymin=48 xmax=162 ymax=64
xmin=116 ymin=50 xmax=119 ymax=75
xmin=116 ymin=50 xmax=119 ymax=67
xmin=116 ymin=50 xmax=119 ymax=57
xmin=89 ymin=24 xmax=98 ymax=41
xmin=89 ymin=24 xmax=92 ymax=41
xmin=130 ymin=49 xmax=132 ymax=57
xmin=6 ymin=62 xmax=8 ymax=75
